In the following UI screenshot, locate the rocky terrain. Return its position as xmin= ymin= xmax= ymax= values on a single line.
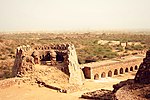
xmin=0 ymin=67 xmax=141 ymax=100
xmin=81 ymin=89 xmax=116 ymax=100
xmin=116 ymin=83 xmax=150 ymax=100
xmin=134 ymin=50 xmax=150 ymax=84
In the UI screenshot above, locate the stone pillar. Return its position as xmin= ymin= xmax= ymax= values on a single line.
xmin=50 ymin=50 xmax=56 ymax=65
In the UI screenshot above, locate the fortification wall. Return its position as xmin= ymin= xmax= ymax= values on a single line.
xmin=91 ymin=58 xmax=142 ymax=80
xmin=12 ymin=45 xmax=35 ymax=77
xmin=12 ymin=43 xmax=84 ymax=85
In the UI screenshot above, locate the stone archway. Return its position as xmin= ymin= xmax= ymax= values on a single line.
xmin=114 ymin=69 xmax=118 ymax=75
xmin=45 ymin=52 xmax=51 ymax=61
xmin=56 ymin=52 xmax=64 ymax=63
xmin=40 ymin=56 xmax=42 ymax=59
xmin=135 ymin=65 xmax=138 ymax=70
xmin=101 ymin=72 xmax=106 ymax=78
xmin=120 ymin=68 xmax=123 ymax=74
xmin=130 ymin=66 xmax=133 ymax=71
xmin=41 ymin=55 xmax=45 ymax=61
xmin=125 ymin=68 xmax=128 ymax=72
xmin=94 ymin=74 xmax=99 ymax=80
xmin=82 ymin=67 xmax=91 ymax=79
xmin=108 ymin=70 xmax=112 ymax=77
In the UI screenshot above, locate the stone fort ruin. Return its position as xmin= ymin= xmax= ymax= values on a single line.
xmin=12 ymin=43 xmax=84 ymax=85
xmin=12 ymin=43 xmax=143 ymax=85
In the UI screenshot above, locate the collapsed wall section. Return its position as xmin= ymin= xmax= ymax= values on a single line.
xmin=12 ymin=45 xmax=35 ymax=77
xmin=67 ymin=44 xmax=84 ymax=85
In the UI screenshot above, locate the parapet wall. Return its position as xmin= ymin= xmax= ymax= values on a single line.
xmin=91 ymin=58 xmax=142 ymax=80
xmin=34 ymin=44 xmax=69 ymax=51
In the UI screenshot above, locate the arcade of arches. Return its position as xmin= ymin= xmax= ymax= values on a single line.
xmin=31 ymin=47 xmax=70 ymax=75
xmin=37 ymin=51 xmax=66 ymax=65
xmin=82 ymin=65 xmax=139 ymax=80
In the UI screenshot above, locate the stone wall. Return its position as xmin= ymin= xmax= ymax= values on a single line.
xmin=81 ymin=57 xmax=143 ymax=80
xmin=12 ymin=43 xmax=84 ymax=85
xmin=12 ymin=45 xmax=35 ymax=77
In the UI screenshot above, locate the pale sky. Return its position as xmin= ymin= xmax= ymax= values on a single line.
xmin=0 ymin=0 xmax=150 ymax=31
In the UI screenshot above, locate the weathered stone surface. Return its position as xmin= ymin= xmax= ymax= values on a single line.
xmin=134 ymin=50 xmax=150 ymax=84
xmin=113 ymin=79 xmax=134 ymax=93
xmin=0 ymin=78 xmax=29 ymax=89
xmin=81 ymin=89 xmax=117 ymax=100
xmin=0 ymin=71 xmax=4 ymax=78
xmin=68 ymin=44 xmax=84 ymax=85
xmin=12 ymin=44 xmax=84 ymax=85
xmin=115 ymin=84 xmax=150 ymax=100
xmin=0 ymin=78 xmax=16 ymax=89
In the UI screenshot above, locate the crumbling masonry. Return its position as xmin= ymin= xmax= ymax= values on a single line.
xmin=12 ymin=43 xmax=143 ymax=86
xmin=12 ymin=44 xmax=84 ymax=85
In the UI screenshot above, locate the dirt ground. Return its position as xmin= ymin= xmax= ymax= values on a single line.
xmin=0 ymin=71 xmax=137 ymax=100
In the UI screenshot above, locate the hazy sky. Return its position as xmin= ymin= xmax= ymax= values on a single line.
xmin=0 ymin=0 xmax=150 ymax=31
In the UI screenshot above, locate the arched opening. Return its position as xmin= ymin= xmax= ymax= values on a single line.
xmin=135 ymin=65 xmax=138 ymax=70
xmin=101 ymin=72 xmax=106 ymax=78
xmin=41 ymin=55 xmax=45 ymax=61
xmin=82 ymin=67 xmax=91 ymax=79
xmin=114 ymin=69 xmax=118 ymax=75
xmin=34 ymin=58 xmax=39 ymax=64
xmin=56 ymin=52 xmax=64 ymax=62
xmin=108 ymin=70 xmax=112 ymax=77
xmin=130 ymin=66 xmax=133 ymax=71
xmin=61 ymin=68 xmax=64 ymax=71
xmin=125 ymin=68 xmax=128 ymax=72
xmin=40 ymin=56 xmax=42 ymax=59
xmin=120 ymin=68 xmax=123 ymax=74
xmin=45 ymin=52 xmax=51 ymax=61
xmin=94 ymin=74 xmax=99 ymax=80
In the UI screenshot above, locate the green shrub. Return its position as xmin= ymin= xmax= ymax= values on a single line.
xmin=133 ymin=45 xmax=144 ymax=50
xmin=115 ymin=45 xmax=124 ymax=52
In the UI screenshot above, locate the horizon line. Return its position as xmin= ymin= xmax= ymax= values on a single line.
xmin=0 ymin=28 xmax=150 ymax=33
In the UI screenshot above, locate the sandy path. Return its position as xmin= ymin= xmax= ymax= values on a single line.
xmin=0 ymin=71 xmax=136 ymax=100
xmin=0 ymin=84 xmax=82 ymax=100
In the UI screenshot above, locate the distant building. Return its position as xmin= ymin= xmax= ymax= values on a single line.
xmin=98 ymin=40 xmax=143 ymax=48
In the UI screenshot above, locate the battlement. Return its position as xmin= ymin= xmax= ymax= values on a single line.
xmin=34 ymin=43 xmax=70 ymax=51
xmin=17 ymin=45 xmax=31 ymax=52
